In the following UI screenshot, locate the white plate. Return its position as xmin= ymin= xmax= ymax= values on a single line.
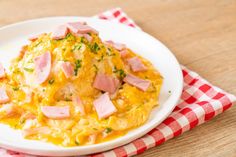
xmin=0 ymin=17 xmax=183 ymax=156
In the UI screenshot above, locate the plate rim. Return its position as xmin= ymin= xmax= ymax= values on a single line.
xmin=0 ymin=16 xmax=183 ymax=156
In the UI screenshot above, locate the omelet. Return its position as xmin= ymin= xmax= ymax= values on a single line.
xmin=0 ymin=22 xmax=163 ymax=146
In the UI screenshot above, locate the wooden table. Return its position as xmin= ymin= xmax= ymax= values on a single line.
xmin=0 ymin=0 xmax=235 ymax=156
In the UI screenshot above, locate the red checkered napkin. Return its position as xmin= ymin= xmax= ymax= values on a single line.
xmin=1 ymin=8 xmax=236 ymax=157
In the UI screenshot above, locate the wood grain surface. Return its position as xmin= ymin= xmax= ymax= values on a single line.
xmin=0 ymin=0 xmax=235 ymax=156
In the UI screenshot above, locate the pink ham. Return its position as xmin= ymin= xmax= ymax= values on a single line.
xmin=67 ymin=22 xmax=98 ymax=34
xmin=74 ymin=33 xmax=93 ymax=42
xmin=72 ymin=96 xmax=85 ymax=115
xmin=60 ymin=62 xmax=74 ymax=78
xmin=93 ymin=73 xmax=120 ymax=94
xmin=41 ymin=106 xmax=70 ymax=119
xmin=82 ymin=33 xmax=93 ymax=42
xmin=0 ymin=87 xmax=10 ymax=104
xmin=0 ymin=63 xmax=5 ymax=79
xmin=34 ymin=52 xmax=51 ymax=84
xmin=119 ymin=49 xmax=128 ymax=58
xmin=22 ymin=127 xmax=51 ymax=137
xmin=105 ymin=40 xmax=126 ymax=51
xmin=51 ymin=25 xmax=68 ymax=40
xmin=127 ymin=57 xmax=147 ymax=72
xmin=93 ymin=92 xmax=117 ymax=119
xmin=124 ymin=74 xmax=151 ymax=91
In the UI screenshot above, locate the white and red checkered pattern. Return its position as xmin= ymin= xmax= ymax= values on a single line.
xmin=1 ymin=7 xmax=236 ymax=157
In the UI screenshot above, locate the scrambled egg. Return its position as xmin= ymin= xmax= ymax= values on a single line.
xmin=0 ymin=24 xmax=162 ymax=146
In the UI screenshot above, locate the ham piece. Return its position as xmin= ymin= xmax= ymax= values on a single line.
xmin=41 ymin=106 xmax=70 ymax=119
xmin=123 ymin=74 xmax=151 ymax=91
xmin=72 ymin=96 xmax=85 ymax=115
xmin=93 ymin=92 xmax=117 ymax=119
xmin=34 ymin=52 xmax=51 ymax=84
xmin=51 ymin=25 xmax=68 ymax=40
xmin=93 ymin=73 xmax=120 ymax=94
xmin=67 ymin=22 xmax=98 ymax=34
xmin=60 ymin=61 xmax=74 ymax=78
xmin=127 ymin=57 xmax=147 ymax=72
xmin=104 ymin=40 xmax=126 ymax=51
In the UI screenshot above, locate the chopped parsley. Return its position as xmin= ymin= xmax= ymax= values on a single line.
xmin=80 ymin=36 xmax=85 ymax=43
xmin=104 ymin=127 xmax=112 ymax=134
xmin=23 ymin=67 xmax=34 ymax=73
xmin=12 ymin=87 xmax=19 ymax=91
xmin=34 ymin=41 xmax=42 ymax=47
xmin=72 ymin=43 xmax=82 ymax=52
xmin=90 ymin=42 xmax=100 ymax=53
xmin=48 ymin=79 xmax=55 ymax=85
xmin=75 ymin=140 xmax=80 ymax=146
xmin=74 ymin=59 xmax=82 ymax=76
xmin=113 ymin=66 xmax=126 ymax=79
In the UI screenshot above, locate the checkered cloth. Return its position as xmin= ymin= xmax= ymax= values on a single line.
xmin=1 ymin=8 xmax=236 ymax=157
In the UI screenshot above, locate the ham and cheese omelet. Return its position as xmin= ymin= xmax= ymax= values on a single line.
xmin=0 ymin=22 xmax=163 ymax=146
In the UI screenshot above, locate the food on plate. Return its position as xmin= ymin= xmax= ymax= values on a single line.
xmin=0 ymin=21 xmax=163 ymax=146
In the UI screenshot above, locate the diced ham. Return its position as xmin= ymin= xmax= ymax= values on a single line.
xmin=93 ymin=73 xmax=120 ymax=94
xmin=93 ymin=93 xmax=117 ymax=119
xmin=124 ymin=74 xmax=151 ymax=91
xmin=60 ymin=62 xmax=74 ymax=78
xmin=0 ymin=88 xmax=10 ymax=104
xmin=34 ymin=52 xmax=51 ymax=84
xmin=127 ymin=57 xmax=147 ymax=72
xmin=67 ymin=22 xmax=98 ymax=35
xmin=0 ymin=63 xmax=5 ymax=79
xmin=82 ymin=33 xmax=92 ymax=42
xmin=119 ymin=49 xmax=128 ymax=58
xmin=72 ymin=96 xmax=85 ymax=115
xmin=22 ymin=127 xmax=51 ymax=137
xmin=104 ymin=40 xmax=126 ymax=51
xmin=41 ymin=106 xmax=70 ymax=119
xmin=51 ymin=25 xmax=68 ymax=40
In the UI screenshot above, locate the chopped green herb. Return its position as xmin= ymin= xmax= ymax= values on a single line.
xmin=90 ymin=42 xmax=100 ymax=53
xmin=23 ymin=67 xmax=34 ymax=72
xmin=12 ymin=87 xmax=19 ymax=91
xmin=80 ymin=36 xmax=85 ymax=43
xmin=74 ymin=59 xmax=82 ymax=76
xmin=48 ymin=79 xmax=55 ymax=85
xmin=113 ymin=66 xmax=126 ymax=79
xmin=104 ymin=127 xmax=112 ymax=134
xmin=168 ymin=90 xmax=172 ymax=94
xmin=72 ymin=43 xmax=82 ymax=52
xmin=19 ymin=118 xmax=26 ymax=124
xmin=75 ymin=140 xmax=80 ymax=145
xmin=34 ymin=41 xmax=42 ymax=47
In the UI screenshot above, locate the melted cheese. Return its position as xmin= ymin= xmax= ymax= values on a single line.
xmin=0 ymin=32 xmax=163 ymax=146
